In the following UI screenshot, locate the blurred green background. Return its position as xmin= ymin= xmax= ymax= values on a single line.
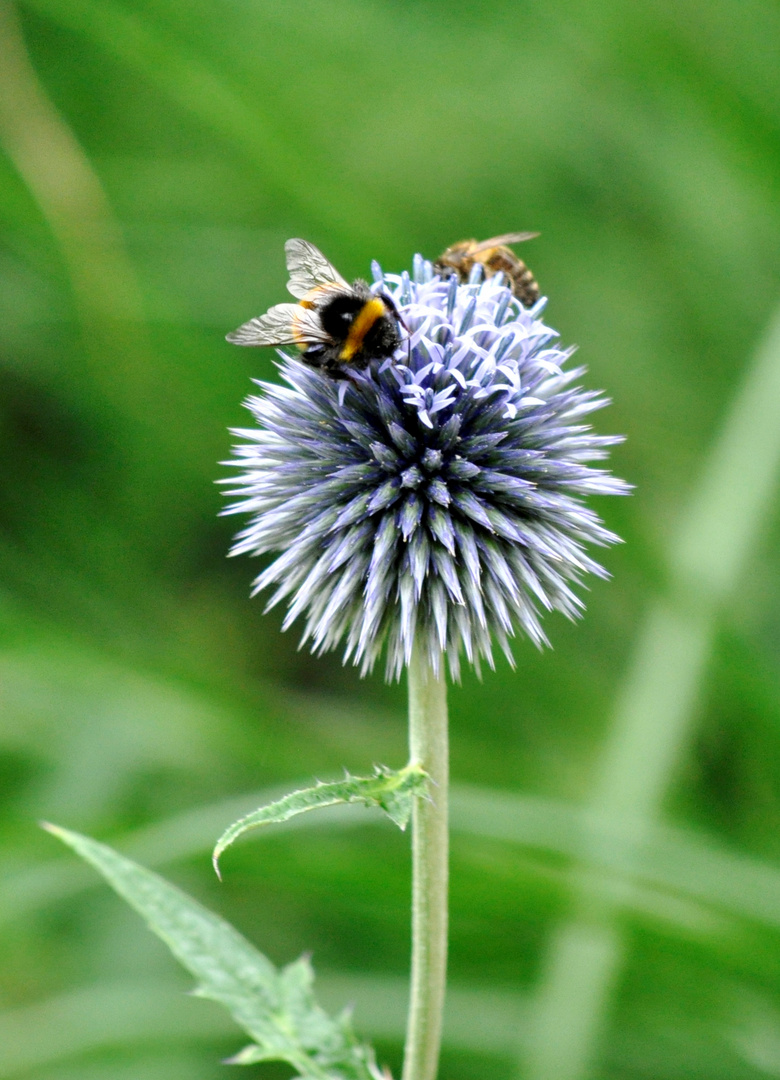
xmin=1 ymin=0 xmax=780 ymax=1077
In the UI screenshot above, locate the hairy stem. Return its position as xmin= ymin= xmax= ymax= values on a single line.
xmin=402 ymin=646 xmax=449 ymax=1080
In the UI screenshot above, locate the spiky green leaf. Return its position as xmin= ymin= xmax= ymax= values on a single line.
xmin=43 ymin=824 xmax=382 ymax=1080
xmin=213 ymin=764 xmax=429 ymax=875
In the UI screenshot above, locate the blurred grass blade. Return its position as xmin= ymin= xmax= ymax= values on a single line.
xmin=525 ymin=303 xmax=780 ymax=1080
xmin=670 ymin=311 xmax=780 ymax=600
xmin=449 ymin=786 xmax=780 ymax=931
xmin=0 ymin=0 xmax=150 ymax=405
xmin=0 ymin=980 xmax=237 ymax=1078
xmin=19 ymin=0 xmax=396 ymax=244
xmin=44 ymin=824 xmax=382 ymax=1080
xmin=0 ymin=975 xmax=527 ymax=1077
xmin=7 ymin=780 xmax=780 ymax=935
xmin=213 ymin=764 xmax=427 ymax=875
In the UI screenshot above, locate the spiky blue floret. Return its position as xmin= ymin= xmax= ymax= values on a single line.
xmin=223 ymin=257 xmax=629 ymax=680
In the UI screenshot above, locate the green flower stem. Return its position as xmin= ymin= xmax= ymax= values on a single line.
xmin=402 ymin=644 xmax=449 ymax=1080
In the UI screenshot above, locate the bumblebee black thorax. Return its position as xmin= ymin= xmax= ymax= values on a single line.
xmin=318 ymin=288 xmax=370 ymax=339
xmin=313 ymin=282 xmax=400 ymax=369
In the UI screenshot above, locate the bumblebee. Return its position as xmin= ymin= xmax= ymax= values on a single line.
xmin=227 ymin=239 xmax=405 ymax=379
xmin=434 ymin=232 xmax=540 ymax=307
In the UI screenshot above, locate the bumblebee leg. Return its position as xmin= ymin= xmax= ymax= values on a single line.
xmin=298 ymin=346 xmax=324 ymax=368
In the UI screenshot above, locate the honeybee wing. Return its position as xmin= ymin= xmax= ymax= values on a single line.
xmin=284 ymin=238 xmax=350 ymax=299
xmin=469 ymin=231 xmax=540 ymax=253
xmin=226 ymin=303 xmax=333 ymax=347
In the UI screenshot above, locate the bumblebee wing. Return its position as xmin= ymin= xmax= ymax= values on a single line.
xmin=470 ymin=231 xmax=540 ymax=253
xmin=226 ymin=303 xmax=332 ymax=347
xmin=285 ymin=238 xmax=349 ymax=299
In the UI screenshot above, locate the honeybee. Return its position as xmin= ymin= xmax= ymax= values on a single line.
xmin=227 ymin=239 xmax=405 ymax=379
xmin=434 ymin=232 xmax=540 ymax=307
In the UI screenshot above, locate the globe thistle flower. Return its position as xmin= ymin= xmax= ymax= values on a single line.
xmin=223 ymin=254 xmax=629 ymax=681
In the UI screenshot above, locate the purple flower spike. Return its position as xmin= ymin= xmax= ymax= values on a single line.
xmin=222 ymin=256 xmax=629 ymax=680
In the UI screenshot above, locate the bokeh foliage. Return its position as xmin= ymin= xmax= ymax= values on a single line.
xmin=1 ymin=0 xmax=780 ymax=1078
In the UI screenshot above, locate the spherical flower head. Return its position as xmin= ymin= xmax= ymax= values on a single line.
xmin=223 ymin=254 xmax=629 ymax=681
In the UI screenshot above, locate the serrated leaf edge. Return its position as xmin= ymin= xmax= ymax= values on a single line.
xmin=212 ymin=763 xmax=429 ymax=877
xmin=41 ymin=822 xmax=386 ymax=1080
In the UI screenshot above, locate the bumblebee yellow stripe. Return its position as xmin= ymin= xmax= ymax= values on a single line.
xmin=291 ymin=309 xmax=310 ymax=347
xmin=339 ymin=298 xmax=386 ymax=361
